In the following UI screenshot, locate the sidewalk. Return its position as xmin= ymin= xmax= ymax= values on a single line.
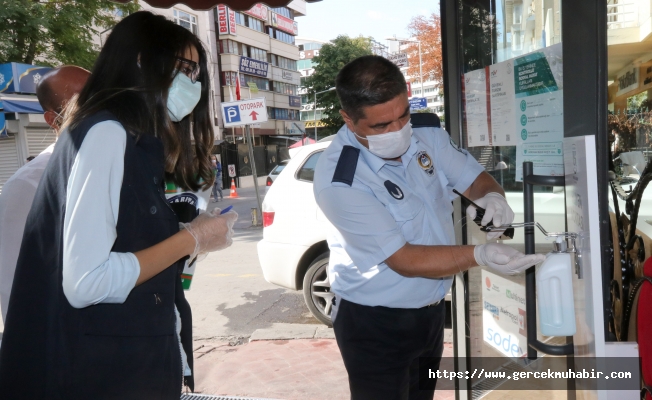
xmin=192 ymin=325 xmax=456 ymax=400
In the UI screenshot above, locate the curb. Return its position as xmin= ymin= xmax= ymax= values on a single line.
xmin=249 ymin=323 xmax=334 ymax=341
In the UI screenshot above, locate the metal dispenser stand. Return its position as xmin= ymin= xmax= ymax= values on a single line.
xmin=522 ymin=161 xmax=575 ymax=359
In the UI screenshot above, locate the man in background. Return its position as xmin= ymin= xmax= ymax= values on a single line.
xmin=0 ymin=66 xmax=90 ymax=323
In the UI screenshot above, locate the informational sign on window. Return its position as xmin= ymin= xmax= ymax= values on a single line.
xmin=463 ymin=68 xmax=490 ymax=147
xmin=482 ymin=270 xmax=527 ymax=358
xmin=514 ymin=43 xmax=564 ymax=181
xmin=488 ymin=61 xmax=516 ymax=146
xmin=247 ymin=82 xmax=258 ymax=94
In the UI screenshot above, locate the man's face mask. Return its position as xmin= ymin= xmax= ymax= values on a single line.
xmin=167 ymin=72 xmax=202 ymax=122
xmin=353 ymin=119 xmax=413 ymax=159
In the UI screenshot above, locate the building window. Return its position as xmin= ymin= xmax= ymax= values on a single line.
xmin=270 ymin=7 xmax=292 ymax=19
xmin=268 ymin=54 xmax=297 ymax=71
xmin=221 ymin=72 xmax=269 ymax=92
xmin=271 ymin=81 xmax=298 ymax=96
xmin=234 ymin=12 xmax=264 ymax=32
xmin=267 ymin=27 xmax=295 ymax=45
xmin=219 ymin=40 xmax=267 ymax=62
xmin=173 ymin=9 xmax=197 ymax=35
xmin=513 ymin=3 xmax=522 ymax=24
xmin=268 ymin=107 xmax=299 ymax=120
xmin=240 ymin=74 xmax=269 ymax=91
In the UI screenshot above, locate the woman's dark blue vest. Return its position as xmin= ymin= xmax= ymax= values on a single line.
xmin=0 ymin=112 xmax=193 ymax=399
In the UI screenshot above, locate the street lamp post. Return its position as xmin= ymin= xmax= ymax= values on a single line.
xmin=387 ymin=37 xmax=423 ymax=97
xmin=313 ymin=87 xmax=336 ymax=141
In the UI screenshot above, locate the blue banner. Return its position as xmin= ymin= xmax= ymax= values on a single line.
xmin=0 ymin=63 xmax=52 ymax=94
xmin=289 ymin=95 xmax=301 ymax=107
xmin=0 ymin=112 xmax=6 ymax=137
xmin=239 ymin=56 xmax=269 ymax=78
xmin=409 ymin=97 xmax=428 ymax=110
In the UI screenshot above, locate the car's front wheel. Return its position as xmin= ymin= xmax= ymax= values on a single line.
xmin=302 ymin=252 xmax=333 ymax=327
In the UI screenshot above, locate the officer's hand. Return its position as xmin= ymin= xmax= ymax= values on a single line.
xmin=474 ymin=243 xmax=545 ymax=275
xmin=466 ymin=192 xmax=514 ymax=240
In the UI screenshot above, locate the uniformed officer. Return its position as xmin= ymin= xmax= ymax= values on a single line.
xmin=313 ymin=55 xmax=545 ymax=400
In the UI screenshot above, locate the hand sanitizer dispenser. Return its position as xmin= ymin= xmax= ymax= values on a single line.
xmin=536 ymin=236 xmax=577 ymax=336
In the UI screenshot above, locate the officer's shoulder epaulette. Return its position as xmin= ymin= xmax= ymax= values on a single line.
xmin=331 ymin=145 xmax=359 ymax=186
xmin=410 ymin=113 xmax=441 ymax=129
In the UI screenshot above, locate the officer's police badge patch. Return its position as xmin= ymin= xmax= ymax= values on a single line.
xmin=416 ymin=151 xmax=435 ymax=176
xmin=384 ymin=180 xmax=404 ymax=200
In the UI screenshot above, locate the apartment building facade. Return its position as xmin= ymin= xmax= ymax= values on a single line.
xmin=296 ymin=38 xmax=326 ymax=135
xmin=214 ymin=1 xmax=306 ymax=146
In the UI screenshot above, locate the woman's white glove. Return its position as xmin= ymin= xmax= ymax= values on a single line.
xmin=466 ymin=192 xmax=514 ymax=240
xmin=181 ymin=208 xmax=238 ymax=260
xmin=474 ymin=243 xmax=545 ymax=275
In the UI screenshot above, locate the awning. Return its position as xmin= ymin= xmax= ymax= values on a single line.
xmin=0 ymin=95 xmax=43 ymax=114
xmin=111 ymin=0 xmax=323 ymax=11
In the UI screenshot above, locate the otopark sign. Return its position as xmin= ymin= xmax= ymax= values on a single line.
xmin=221 ymin=98 xmax=268 ymax=127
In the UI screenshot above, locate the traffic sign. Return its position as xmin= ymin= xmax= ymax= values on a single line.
xmin=388 ymin=52 xmax=409 ymax=68
xmin=228 ymin=164 xmax=236 ymax=177
xmin=221 ymin=98 xmax=268 ymax=127
xmin=409 ymin=97 xmax=428 ymax=110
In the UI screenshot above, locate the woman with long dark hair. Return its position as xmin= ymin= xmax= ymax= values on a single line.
xmin=0 ymin=11 xmax=237 ymax=399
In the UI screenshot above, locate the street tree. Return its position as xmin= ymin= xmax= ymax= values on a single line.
xmin=405 ymin=12 xmax=443 ymax=91
xmin=304 ymin=35 xmax=373 ymax=136
xmin=0 ymin=0 xmax=139 ymax=70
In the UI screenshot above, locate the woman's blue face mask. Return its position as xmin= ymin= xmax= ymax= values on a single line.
xmin=167 ymin=72 xmax=202 ymax=122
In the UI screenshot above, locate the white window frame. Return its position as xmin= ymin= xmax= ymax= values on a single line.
xmin=173 ymin=9 xmax=198 ymax=35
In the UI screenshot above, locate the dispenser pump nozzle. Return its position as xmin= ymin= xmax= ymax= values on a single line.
xmin=552 ymin=236 xmax=565 ymax=253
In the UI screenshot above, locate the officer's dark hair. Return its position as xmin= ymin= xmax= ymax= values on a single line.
xmin=335 ymin=55 xmax=407 ymax=123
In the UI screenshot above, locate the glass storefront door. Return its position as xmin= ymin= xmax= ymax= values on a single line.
xmin=445 ymin=0 xmax=570 ymax=397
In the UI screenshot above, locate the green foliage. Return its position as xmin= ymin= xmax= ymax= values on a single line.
xmin=304 ymin=35 xmax=373 ymax=135
xmin=0 ymin=0 xmax=140 ymax=70
xmin=415 ymin=108 xmax=433 ymax=113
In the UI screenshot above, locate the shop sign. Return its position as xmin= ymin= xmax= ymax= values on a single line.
xmin=239 ymin=56 xmax=269 ymax=78
xmin=481 ymin=270 xmax=527 ymax=358
xmin=305 ymin=120 xmax=326 ymax=128
xmin=289 ymin=95 xmax=301 ymax=107
xmin=271 ymin=12 xmax=298 ymax=35
xmin=300 ymin=69 xmax=315 ymax=77
xmin=616 ymin=67 xmax=639 ymax=97
xmin=409 ymin=97 xmax=427 ymax=110
xmin=299 ymin=50 xmax=320 ymax=59
xmin=245 ymin=3 xmax=268 ymax=22
xmin=285 ymin=121 xmax=305 ymax=135
xmin=282 ymin=70 xmax=293 ymax=80
xmin=217 ymin=5 xmax=229 ymax=35
xmin=388 ymin=52 xmax=408 ymax=68
xmin=0 ymin=112 xmax=6 ymax=137
xmin=228 ymin=8 xmax=237 ymax=35
xmin=0 ymin=63 xmax=52 ymax=94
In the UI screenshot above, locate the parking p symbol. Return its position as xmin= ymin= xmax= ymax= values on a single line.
xmin=225 ymin=106 xmax=241 ymax=123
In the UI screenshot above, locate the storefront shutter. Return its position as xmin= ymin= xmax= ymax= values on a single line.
xmin=0 ymin=136 xmax=20 ymax=194
xmin=25 ymin=128 xmax=55 ymax=158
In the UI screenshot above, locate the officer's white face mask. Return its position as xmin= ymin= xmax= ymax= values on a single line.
xmin=353 ymin=120 xmax=413 ymax=159
xmin=167 ymin=72 xmax=202 ymax=122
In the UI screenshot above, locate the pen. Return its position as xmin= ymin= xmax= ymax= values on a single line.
xmin=220 ymin=205 xmax=233 ymax=214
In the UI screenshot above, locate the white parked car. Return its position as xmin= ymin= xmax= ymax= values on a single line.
xmin=257 ymin=139 xmax=570 ymax=326
xmin=265 ymin=160 xmax=289 ymax=193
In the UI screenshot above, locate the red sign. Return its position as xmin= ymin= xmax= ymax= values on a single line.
xmin=271 ymin=12 xmax=298 ymax=35
xmin=245 ymin=3 xmax=268 ymax=22
xmin=217 ymin=5 xmax=228 ymax=35
xmin=406 ymin=82 xmax=412 ymax=97
xmin=228 ymin=8 xmax=237 ymax=35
